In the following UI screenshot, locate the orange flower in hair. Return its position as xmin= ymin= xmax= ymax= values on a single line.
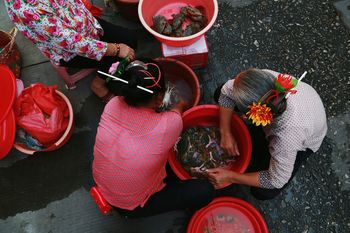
xmin=246 ymin=102 xmax=273 ymax=126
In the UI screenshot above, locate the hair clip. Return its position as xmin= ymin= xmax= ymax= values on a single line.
xmin=285 ymin=71 xmax=307 ymax=99
xmin=142 ymin=63 xmax=161 ymax=88
xmin=124 ymin=60 xmax=162 ymax=89
xmin=125 ymin=60 xmax=148 ymax=71
xmin=97 ymin=70 xmax=154 ymax=94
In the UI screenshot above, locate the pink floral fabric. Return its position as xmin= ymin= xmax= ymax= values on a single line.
xmin=4 ymin=0 xmax=108 ymax=64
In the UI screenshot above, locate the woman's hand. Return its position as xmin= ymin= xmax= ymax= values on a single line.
xmin=105 ymin=43 xmax=135 ymax=60
xmin=220 ymin=132 xmax=240 ymax=156
xmin=207 ymin=168 xmax=236 ymax=189
xmin=118 ymin=43 xmax=135 ymax=60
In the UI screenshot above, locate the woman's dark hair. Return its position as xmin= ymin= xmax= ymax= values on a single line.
xmin=107 ymin=58 xmax=166 ymax=107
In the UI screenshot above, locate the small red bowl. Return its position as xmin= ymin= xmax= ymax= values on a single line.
xmin=187 ymin=197 xmax=269 ymax=233
xmin=13 ymin=87 xmax=74 ymax=154
xmin=138 ymin=0 xmax=218 ymax=47
xmin=168 ymin=105 xmax=252 ymax=182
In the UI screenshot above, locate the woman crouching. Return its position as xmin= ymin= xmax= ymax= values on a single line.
xmin=210 ymin=68 xmax=327 ymax=200
xmin=93 ymin=58 xmax=215 ymax=218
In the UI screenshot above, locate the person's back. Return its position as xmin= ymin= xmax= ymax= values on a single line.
xmin=93 ymin=96 xmax=182 ymax=210
xmin=91 ymin=59 xmax=215 ymax=218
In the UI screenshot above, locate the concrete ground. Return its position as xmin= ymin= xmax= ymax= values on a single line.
xmin=0 ymin=0 xmax=349 ymax=232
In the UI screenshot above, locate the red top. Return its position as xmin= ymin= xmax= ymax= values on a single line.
xmin=93 ymin=97 xmax=182 ymax=210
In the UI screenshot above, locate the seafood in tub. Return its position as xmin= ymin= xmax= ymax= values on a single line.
xmin=152 ymin=5 xmax=208 ymax=37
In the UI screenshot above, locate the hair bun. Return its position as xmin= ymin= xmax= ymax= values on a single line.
xmin=127 ymin=75 xmax=139 ymax=88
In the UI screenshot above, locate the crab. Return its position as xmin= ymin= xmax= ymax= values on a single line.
xmin=158 ymin=81 xmax=181 ymax=111
xmin=152 ymin=15 xmax=172 ymax=35
xmin=171 ymin=12 xmax=186 ymax=30
xmin=173 ymin=27 xmax=184 ymax=37
xmin=176 ymin=126 xmax=237 ymax=179
xmin=181 ymin=6 xmax=207 ymax=24
xmin=163 ymin=23 xmax=173 ymax=35
xmin=183 ymin=21 xmax=203 ymax=36
xmin=152 ymin=15 xmax=167 ymax=33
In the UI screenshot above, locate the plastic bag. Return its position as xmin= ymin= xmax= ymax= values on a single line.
xmin=14 ymin=84 xmax=69 ymax=146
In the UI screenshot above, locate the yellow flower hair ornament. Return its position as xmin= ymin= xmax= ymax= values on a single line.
xmin=246 ymin=102 xmax=273 ymax=126
xmin=245 ymin=71 xmax=307 ymax=126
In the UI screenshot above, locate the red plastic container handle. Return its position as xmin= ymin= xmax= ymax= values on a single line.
xmin=90 ymin=187 xmax=113 ymax=215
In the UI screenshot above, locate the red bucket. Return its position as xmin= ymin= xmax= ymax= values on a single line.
xmin=138 ymin=0 xmax=218 ymax=47
xmin=155 ymin=57 xmax=200 ymax=109
xmin=187 ymin=197 xmax=269 ymax=233
xmin=0 ymin=65 xmax=16 ymax=159
xmin=13 ymin=86 xmax=74 ymax=155
xmin=168 ymin=105 xmax=252 ymax=183
xmin=0 ymin=65 xmax=16 ymax=123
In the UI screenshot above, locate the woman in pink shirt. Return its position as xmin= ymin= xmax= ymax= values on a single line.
xmin=93 ymin=58 xmax=215 ymax=218
xmin=4 ymin=0 xmax=136 ymax=102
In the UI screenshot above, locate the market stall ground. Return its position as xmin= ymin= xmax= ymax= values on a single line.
xmin=0 ymin=0 xmax=349 ymax=232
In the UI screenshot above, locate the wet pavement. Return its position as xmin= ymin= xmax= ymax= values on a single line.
xmin=0 ymin=0 xmax=349 ymax=232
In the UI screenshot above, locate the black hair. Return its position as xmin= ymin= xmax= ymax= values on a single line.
xmin=106 ymin=58 xmax=166 ymax=107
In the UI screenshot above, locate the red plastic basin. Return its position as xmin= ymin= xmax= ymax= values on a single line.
xmin=0 ymin=65 xmax=16 ymax=124
xmin=13 ymin=86 xmax=74 ymax=155
xmin=187 ymin=197 xmax=269 ymax=233
xmin=168 ymin=105 xmax=252 ymax=182
xmin=155 ymin=57 xmax=200 ymax=108
xmin=0 ymin=110 xmax=16 ymax=159
xmin=138 ymin=0 xmax=218 ymax=47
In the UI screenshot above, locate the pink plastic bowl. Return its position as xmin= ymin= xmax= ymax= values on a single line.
xmin=168 ymin=105 xmax=252 ymax=181
xmin=138 ymin=0 xmax=218 ymax=47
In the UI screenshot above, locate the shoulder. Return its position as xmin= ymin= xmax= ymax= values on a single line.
xmin=161 ymin=110 xmax=183 ymax=125
xmin=103 ymin=96 xmax=124 ymax=114
xmin=221 ymin=79 xmax=235 ymax=95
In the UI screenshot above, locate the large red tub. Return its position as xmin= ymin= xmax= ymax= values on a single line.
xmin=138 ymin=0 xmax=218 ymax=47
xmin=187 ymin=197 xmax=269 ymax=233
xmin=168 ymin=105 xmax=252 ymax=182
xmin=0 ymin=65 xmax=16 ymax=159
xmin=155 ymin=57 xmax=200 ymax=109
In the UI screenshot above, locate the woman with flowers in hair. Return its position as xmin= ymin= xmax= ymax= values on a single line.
xmin=4 ymin=0 xmax=136 ymax=102
xmin=93 ymin=58 xmax=215 ymax=218
xmin=209 ymin=68 xmax=327 ymax=200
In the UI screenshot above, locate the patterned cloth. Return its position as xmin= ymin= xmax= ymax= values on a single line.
xmin=219 ymin=69 xmax=327 ymax=189
xmin=93 ymin=97 xmax=183 ymax=210
xmin=4 ymin=0 xmax=108 ymax=65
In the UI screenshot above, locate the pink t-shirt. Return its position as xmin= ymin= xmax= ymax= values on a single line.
xmin=93 ymin=97 xmax=183 ymax=210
